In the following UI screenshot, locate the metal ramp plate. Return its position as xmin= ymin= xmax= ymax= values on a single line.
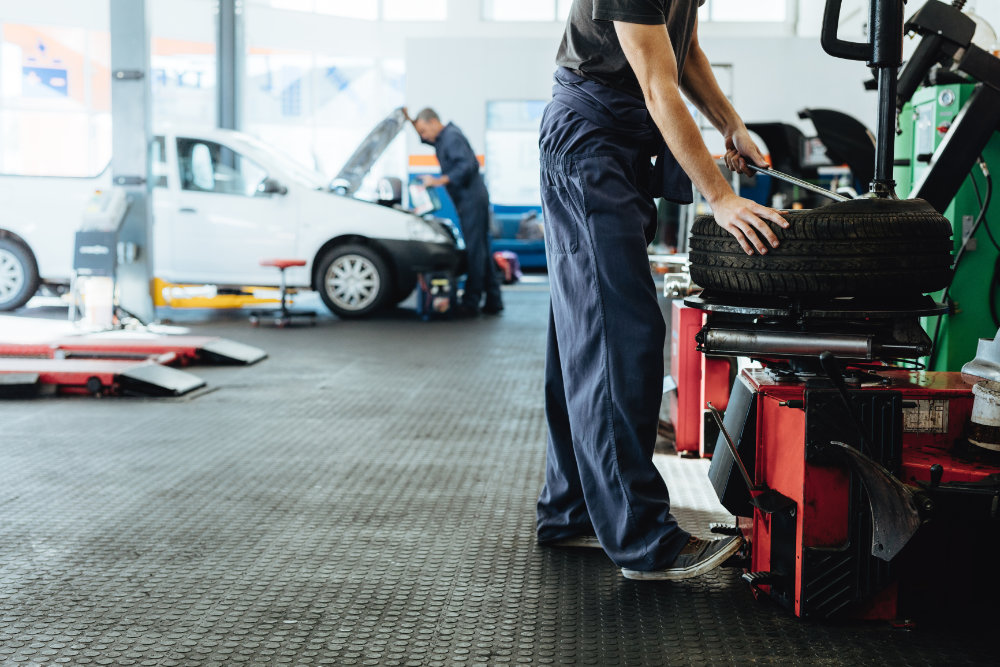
xmin=0 ymin=335 xmax=267 ymax=367
xmin=116 ymin=363 xmax=206 ymax=397
xmin=0 ymin=358 xmax=204 ymax=397
xmin=197 ymin=338 xmax=268 ymax=365
xmin=0 ymin=372 xmax=41 ymax=398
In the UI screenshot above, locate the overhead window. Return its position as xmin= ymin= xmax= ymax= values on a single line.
xmin=315 ymin=0 xmax=378 ymax=20
xmin=701 ymin=0 xmax=788 ymax=22
xmin=383 ymin=0 xmax=447 ymax=22
xmin=483 ymin=0 xmax=557 ymax=22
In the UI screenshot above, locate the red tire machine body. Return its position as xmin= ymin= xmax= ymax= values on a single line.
xmin=669 ymin=301 xmax=732 ymax=457
xmin=685 ymin=0 xmax=1000 ymax=620
xmin=689 ymin=292 xmax=1000 ymax=620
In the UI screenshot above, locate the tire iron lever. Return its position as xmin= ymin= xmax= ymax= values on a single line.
xmin=745 ymin=164 xmax=850 ymax=203
xmin=707 ymin=402 xmax=794 ymax=515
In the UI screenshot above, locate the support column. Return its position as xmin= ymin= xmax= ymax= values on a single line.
xmin=217 ymin=0 xmax=244 ymax=130
xmin=110 ymin=0 xmax=155 ymax=323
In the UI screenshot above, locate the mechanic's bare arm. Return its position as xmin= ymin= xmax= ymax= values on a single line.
xmin=614 ymin=20 xmax=787 ymax=255
xmin=680 ymin=23 xmax=767 ymax=176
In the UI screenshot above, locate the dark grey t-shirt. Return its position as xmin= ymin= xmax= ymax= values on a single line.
xmin=555 ymin=0 xmax=704 ymax=100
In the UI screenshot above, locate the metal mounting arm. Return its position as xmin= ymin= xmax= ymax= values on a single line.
xmin=822 ymin=0 xmax=906 ymax=198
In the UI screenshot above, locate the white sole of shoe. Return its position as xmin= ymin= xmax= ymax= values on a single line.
xmin=620 ymin=537 xmax=743 ymax=581
xmin=543 ymin=535 xmax=603 ymax=549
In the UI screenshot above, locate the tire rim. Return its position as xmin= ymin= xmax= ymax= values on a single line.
xmin=0 ymin=248 xmax=25 ymax=304
xmin=325 ymin=253 xmax=381 ymax=311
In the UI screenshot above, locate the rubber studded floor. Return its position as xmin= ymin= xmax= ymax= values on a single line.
xmin=0 ymin=285 xmax=994 ymax=666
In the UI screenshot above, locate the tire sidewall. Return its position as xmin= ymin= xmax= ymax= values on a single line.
xmin=316 ymin=244 xmax=390 ymax=318
xmin=688 ymin=199 xmax=954 ymax=298
xmin=0 ymin=238 xmax=39 ymax=311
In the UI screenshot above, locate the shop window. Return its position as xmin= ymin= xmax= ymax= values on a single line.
xmin=485 ymin=100 xmax=546 ymax=206
xmin=0 ymin=23 xmax=110 ymax=176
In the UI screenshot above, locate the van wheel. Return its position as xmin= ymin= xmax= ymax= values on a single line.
xmin=0 ymin=238 xmax=39 ymax=311
xmin=317 ymin=244 xmax=390 ymax=318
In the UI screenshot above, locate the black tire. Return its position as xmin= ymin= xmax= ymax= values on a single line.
xmin=316 ymin=244 xmax=391 ymax=318
xmin=688 ymin=198 xmax=954 ymax=297
xmin=0 ymin=237 xmax=40 ymax=311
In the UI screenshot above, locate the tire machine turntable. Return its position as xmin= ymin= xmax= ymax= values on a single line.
xmin=687 ymin=0 xmax=1000 ymax=620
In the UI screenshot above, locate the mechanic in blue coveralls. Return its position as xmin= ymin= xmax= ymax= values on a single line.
xmin=407 ymin=108 xmax=504 ymax=316
xmin=537 ymin=0 xmax=789 ymax=580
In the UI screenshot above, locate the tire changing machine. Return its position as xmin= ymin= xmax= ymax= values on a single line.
xmin=686 ymin=0 xmax=1000 ymax=621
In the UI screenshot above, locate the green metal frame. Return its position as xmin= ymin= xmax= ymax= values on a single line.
xmin=895 ymin=82 xmax=1000 ymax=371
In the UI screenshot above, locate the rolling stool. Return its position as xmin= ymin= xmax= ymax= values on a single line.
xmin=248 ymin=259 xmax=317 ymax=328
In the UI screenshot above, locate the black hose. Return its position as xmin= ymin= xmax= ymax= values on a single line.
xmin=928 ymin=156 xmax=994 ymax=366
xmin=970 ymin=165 xmax=1000 ymax=328
xmin=970 ymin=168 xmax=1000 ymax=253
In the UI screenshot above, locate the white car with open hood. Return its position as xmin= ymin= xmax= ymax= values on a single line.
xmin=0 ymin=108 xmax=464 ymax=318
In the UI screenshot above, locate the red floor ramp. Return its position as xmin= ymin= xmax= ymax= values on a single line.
xmin=0 ymin=335 xmax=267 ymax=367
xmin=0 ymin=357 xmax=206 ymax=398
xmin=50 ymin=335 xmax=267 ymax=366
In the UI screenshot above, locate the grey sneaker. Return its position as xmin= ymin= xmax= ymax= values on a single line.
xmin=542 ymin=535 xmax=603 ymax=549
xmin=621 ymin=535 xmax=743 ymax=581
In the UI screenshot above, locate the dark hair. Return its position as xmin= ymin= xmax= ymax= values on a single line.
xmin=415 ymin=108 xmax=440 ymax=123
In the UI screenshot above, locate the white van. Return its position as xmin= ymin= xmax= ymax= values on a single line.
xmin=0 ymin=108 xmax=464 ymax=318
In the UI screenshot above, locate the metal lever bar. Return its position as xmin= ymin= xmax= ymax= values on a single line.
xmin=745 ymin=164 xmax=850 ymax=203
xmin=707 ymin=402 xmax=756 ymax=492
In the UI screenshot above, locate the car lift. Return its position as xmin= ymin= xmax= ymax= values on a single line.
xmin=684 ymin=0 xmax=1000 ymax=621
xmin=0 ymin=333 xmax=267 ymax=398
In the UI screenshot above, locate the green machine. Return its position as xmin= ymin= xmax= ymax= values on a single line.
xmin=892 ymin=0 xmax=1000 ymax=371
xmin=895 ymin=82 xmax=1000 ymax=371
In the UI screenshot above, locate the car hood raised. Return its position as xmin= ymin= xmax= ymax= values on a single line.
xmin=331 ymin=107 xmax=407 ymax=197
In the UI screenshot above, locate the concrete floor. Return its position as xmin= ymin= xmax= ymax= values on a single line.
xmin=0 ymin=280 xmax=995 ymax=665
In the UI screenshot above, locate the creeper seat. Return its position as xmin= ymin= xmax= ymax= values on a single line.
xmin=249 ymin=259 xmax=317 ymax=328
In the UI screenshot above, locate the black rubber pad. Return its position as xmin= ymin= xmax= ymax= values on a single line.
xmin=0 ymin=288 xmax=994 ymax=665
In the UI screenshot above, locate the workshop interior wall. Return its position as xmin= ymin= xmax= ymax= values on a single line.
xmin=404 ymin=35 xmax=880 ymax=161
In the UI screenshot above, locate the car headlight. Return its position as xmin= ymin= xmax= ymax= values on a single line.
xmin=422 ymin=216 xmax=465 ymax=250
xmin=407 ymin=217 xmax=451 ymax=244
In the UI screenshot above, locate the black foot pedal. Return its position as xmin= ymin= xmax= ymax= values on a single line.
xmin=722 ymin=555 xmax=750 ymax=569
xmin=710 ymin=522 xmax=741 ymax=536
xmin=742 ymin=571 xmax=778 ymax=587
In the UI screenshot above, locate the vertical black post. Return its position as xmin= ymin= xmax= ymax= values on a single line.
xmin=872 ymin=66 xmax=899 ymax=197
xmin=868 ymin=0 xmax=905 ymax=197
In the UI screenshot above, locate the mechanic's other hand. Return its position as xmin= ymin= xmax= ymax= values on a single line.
xmin=711 ymin=193 xmax=789 ymax=255
xmin=724 ymin=128 xmax=768 ymax=175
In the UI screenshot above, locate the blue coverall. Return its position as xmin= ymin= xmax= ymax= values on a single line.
xmin=536 ymin=68 xmax=693 ymax=571
xmin=429 ymin=123 xmax=503 ymax=312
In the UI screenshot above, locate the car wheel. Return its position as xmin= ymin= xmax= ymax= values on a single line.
xmin=317 ymin=244 xmax=390 ymax=318
xmin=688 ymin=198 xmax=954 ymax=297
xmin=0 ymin=238 xmax=39 ymax=311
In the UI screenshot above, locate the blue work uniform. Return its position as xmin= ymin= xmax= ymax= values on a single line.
xmin=535 ymin=67 xmax=694 ymax=570
xmin=427 ymin=123 xmax=503 ymax=312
